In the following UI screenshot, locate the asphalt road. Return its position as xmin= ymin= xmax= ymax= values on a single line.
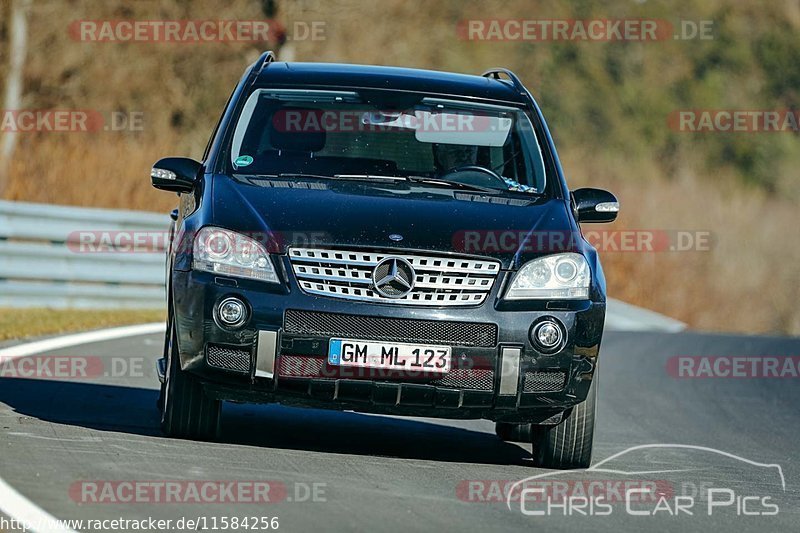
xmin=0 ymin=329 xmax=798 ymax=532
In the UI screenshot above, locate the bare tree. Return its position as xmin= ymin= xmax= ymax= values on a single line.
xmin=0 ymin=0 xmax=32 ymax=197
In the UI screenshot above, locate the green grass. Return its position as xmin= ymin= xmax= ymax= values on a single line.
xmin=0 ymin=308 xmax=164 ymax=342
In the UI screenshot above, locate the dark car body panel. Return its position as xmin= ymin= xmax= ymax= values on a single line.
xmin=206 ymin=175 xmax=582 ymax=268
xmin=165 ymin=58 xmax=607 ymax=424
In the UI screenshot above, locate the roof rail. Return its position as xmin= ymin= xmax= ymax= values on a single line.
xmin=257 ymin=50 xmax=278 ymax=75
xmin=481 ymin=68 xmax=526 ymax=92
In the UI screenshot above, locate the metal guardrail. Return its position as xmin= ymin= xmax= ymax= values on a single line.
xmin=0 ymin=199 xmax=167 ymax=308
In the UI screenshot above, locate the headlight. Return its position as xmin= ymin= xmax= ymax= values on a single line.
xmin=504 ymin=253 xmax=589 ymax=300
xmin=193 ymin=227 xmax=279 ymax=283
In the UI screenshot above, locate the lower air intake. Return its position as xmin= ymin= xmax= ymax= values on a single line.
xmin=523 ymin=370 xmax=567 ymax=392
xmin=284 ymin=309 xmax=498 ymax=348
xmin=431 ymin=368 xmax=495 ymax=390
xmin=206 ymin=344 xmax=251 ymax=373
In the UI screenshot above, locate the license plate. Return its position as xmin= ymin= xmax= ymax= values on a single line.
xmin=328 ymin=338 xmax=451 ymax=373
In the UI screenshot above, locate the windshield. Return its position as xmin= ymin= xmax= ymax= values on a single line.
xmin=228 ymin=89 xmax=548 ymax=194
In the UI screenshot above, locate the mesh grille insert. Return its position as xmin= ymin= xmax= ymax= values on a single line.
xmin=284 ymin=309 xmax=498 ymax=348
xmin=523 ymin=370 xmax=567 ymax=392
xmin=431 ymin=368 xmax=494 ymax=390
xmin=206 ymin=344 xmax=251 ymax=373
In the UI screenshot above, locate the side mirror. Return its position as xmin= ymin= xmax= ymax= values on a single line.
xmin=151 ymin=157 xmax=202 ymax=193
xmin=571 ymin=188 xmax=619 ymax=223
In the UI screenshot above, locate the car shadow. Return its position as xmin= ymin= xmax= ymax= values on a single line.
xmin=0 ymin=377 xmax=532 ymax=466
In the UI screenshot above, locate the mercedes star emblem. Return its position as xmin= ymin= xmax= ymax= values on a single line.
xmin=372 ymin=257 xmax=415 ymax=298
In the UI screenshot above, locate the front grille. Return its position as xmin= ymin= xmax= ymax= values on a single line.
xmin=206 ymin=344 xmax=251 ymax=373
xmin=289 ymin=247 xmax=501 ymax=306
xmin=284 ymin=309 xmax=498 ymax=348
xmin=431 ymin=368 xmax=494 ymax=390
xmin=523 ymin=370 xmax=567 ymax=392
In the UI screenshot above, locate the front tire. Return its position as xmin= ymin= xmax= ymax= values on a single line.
xmin=530 ymin=375 xmax=597 ymax=469
xmin=160 ymin=325 xmax=222 ymax=441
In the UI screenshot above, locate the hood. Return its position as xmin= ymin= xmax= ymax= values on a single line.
xmin=211 ymin=175 xmax=579 ymax=269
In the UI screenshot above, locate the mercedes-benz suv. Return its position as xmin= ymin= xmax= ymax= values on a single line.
xmin=151 ymin=51 xmax=619 ymax=469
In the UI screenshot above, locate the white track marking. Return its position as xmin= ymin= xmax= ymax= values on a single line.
xmin=0 ymin=476 xmax=78 ymax=533
xmin=0 ymin=323 xmax=164 ymax=360
xmin=0 ymin=322 xmax=165 ymax=533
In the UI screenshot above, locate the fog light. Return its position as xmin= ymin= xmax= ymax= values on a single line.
xmin=531 ymin=319 xmax=564 ymax=353
xmin=216 ymin=297 xmax=248 ymax=328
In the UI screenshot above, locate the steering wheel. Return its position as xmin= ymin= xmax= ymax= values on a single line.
xmin=440 ymin=165 xmax=508 ymax=187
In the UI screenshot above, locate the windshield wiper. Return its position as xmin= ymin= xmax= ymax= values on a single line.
xmin=333 ymin=174 xmax=408 ymax=182
xmin=234 ymin=173 xmax=336 ymax=180
xmin=405 ymin=176 xmax=497 ymax=193
xmin=277 ymin=173 xmax=335 ymax=180
xmin=241 ymin=173 xmax=415 ymax=185
xmin=336 ymin=174 xmax=496 ymax=193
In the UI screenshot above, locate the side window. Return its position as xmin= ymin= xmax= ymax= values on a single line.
xmin=202 ymin=87 xmax=237 ymax=162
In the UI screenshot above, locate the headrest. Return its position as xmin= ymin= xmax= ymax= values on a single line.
xmin=270 ymin=107 xmax=327 ymax=152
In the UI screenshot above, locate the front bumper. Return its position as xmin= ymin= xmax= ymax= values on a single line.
xmin=171 ymin=265 xmax=605 ymax=424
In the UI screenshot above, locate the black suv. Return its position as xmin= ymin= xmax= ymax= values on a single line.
xmin=151 ymin=51 xmax=618 ymax=469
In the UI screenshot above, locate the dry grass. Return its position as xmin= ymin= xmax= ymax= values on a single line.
xmin=0 ymin=0 xmax=798 ymax=335
xmin=5 ymin=134 xmax=179 ymax=212
xmin=562 ymin=146 xmax=800 ymax=335
xmin=0 ymin=308 xmax=164 ymax=342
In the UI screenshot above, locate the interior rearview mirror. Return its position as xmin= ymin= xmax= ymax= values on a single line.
xmin=571 ymin=188 xmax=619 ymax=223
xmin=151 ymin=157 xmax=202 ymax=193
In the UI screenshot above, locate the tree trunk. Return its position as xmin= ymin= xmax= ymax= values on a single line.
xmin=0 ymin=0 xmax=32 ymax=198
